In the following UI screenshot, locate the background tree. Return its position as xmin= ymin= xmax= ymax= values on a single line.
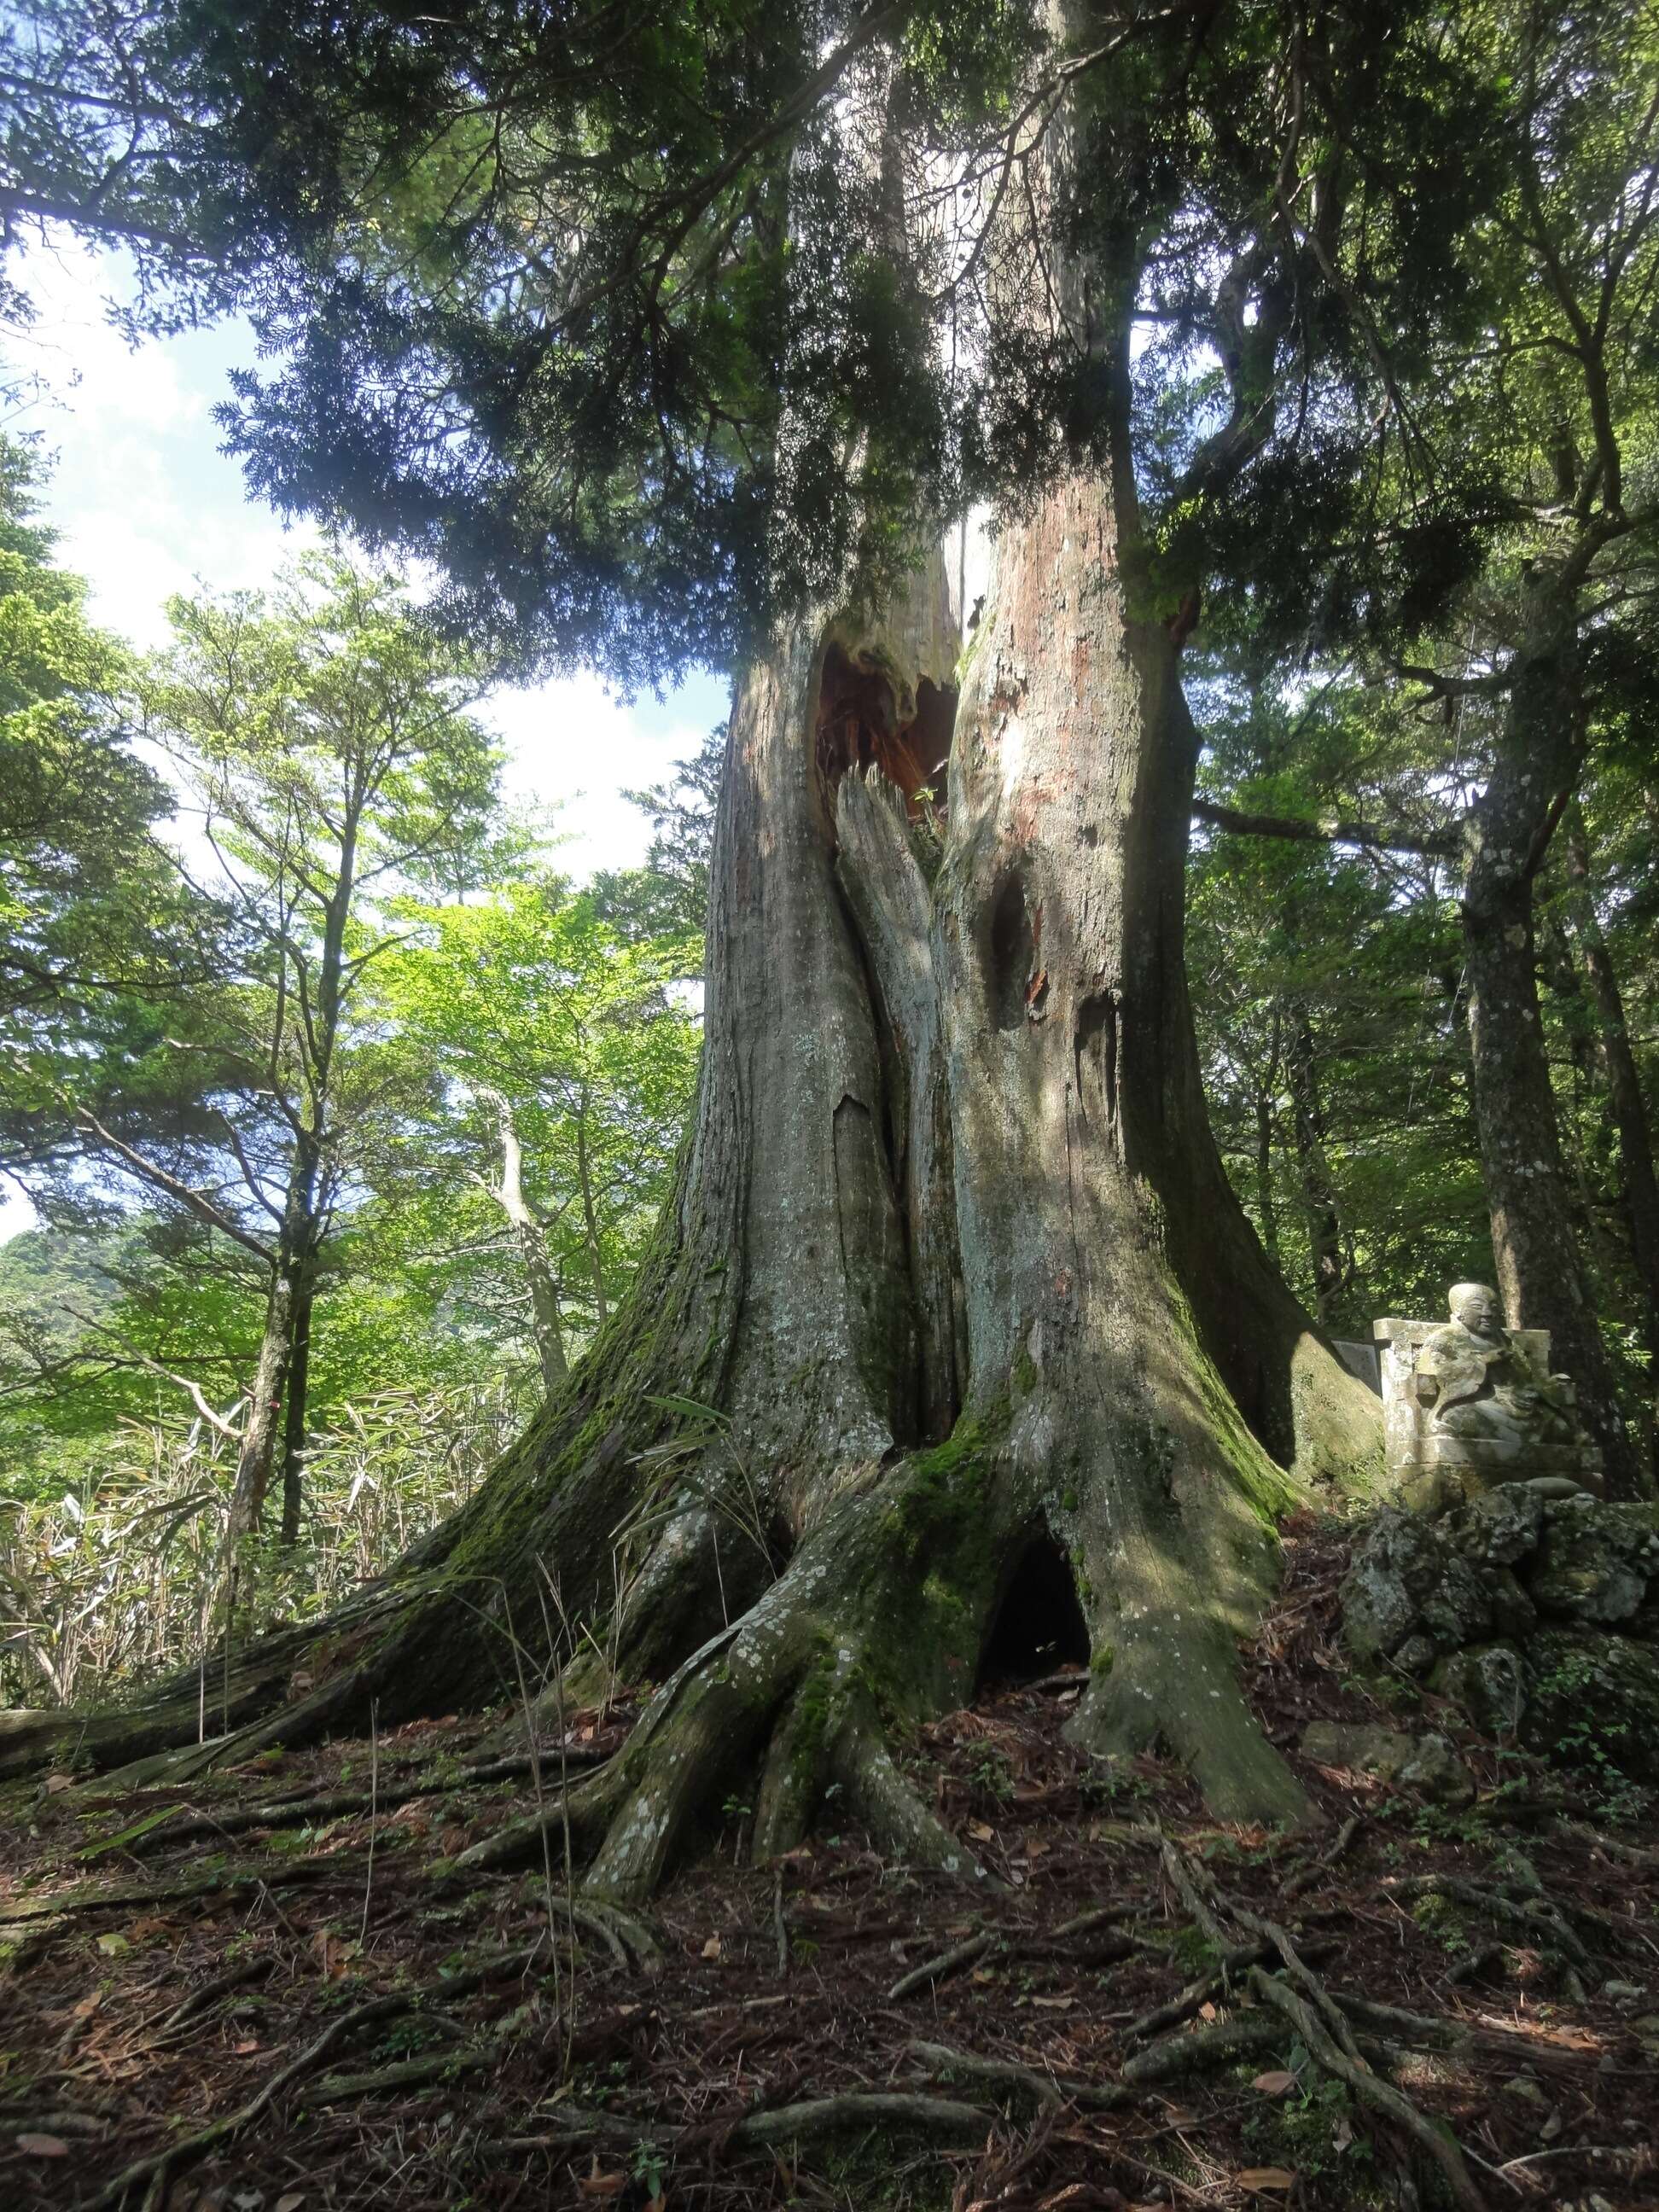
xmin=18 ymin=554 xmax=504 ymax=1565
xmin=378 ymin=879 xmax=701 ymax=1395
xmin=0 ymin=434 xmax=204 ymax=1167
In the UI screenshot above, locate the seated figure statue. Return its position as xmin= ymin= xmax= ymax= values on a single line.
xmin=1416 ymin=1283 xmax=1580 ymax=1448
xmin=1374 ymin=1284 xmax=1602 ymax=1505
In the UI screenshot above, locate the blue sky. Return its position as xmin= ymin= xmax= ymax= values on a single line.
xmin=1 ymin=232 xmax=730 ymax=1239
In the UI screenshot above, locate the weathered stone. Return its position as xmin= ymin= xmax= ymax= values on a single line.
xmin=1522 ymin=1629 xmax=1659 ymax=1780
xmin=1300 ymin=1720 xmax=1474 ymax=1802
xmin=1527 ymin=1499 xmax=1659 ymax=1625
xmin=1456 ymin=1482 xmax=1545 ymax=1566
xmin=1502 ymin=2075 xmax=1549 ymax=2109
xmin=1481 ymin=1565 xmax=1538 ymax=1641
xmin=1394 ymin=1633 xmax=1439 ymax=1676
xmin=1434 ymin=1643 xmax=1528 ymax=1738
xmin=1395 ymin=1732 xmax=1476 ymax=1804
xmin=1301 ymin=1721 xmax=1417 ymax=1778
xmin=1340 ymin=1510 xmax=1490 ymax=1662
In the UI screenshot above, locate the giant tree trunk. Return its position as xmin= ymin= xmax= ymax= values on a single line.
xmin=1460 ymin=584 xmax=1639 ymax=1496
xmin=0 ymin=38 xmax=1382 ymax=1846
xmin=2 ymin=521 xmax=1382 ymax=1842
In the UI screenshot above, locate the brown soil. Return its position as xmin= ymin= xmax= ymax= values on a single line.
xmin=3 ymin=1516 xmax=1656 ymax=2212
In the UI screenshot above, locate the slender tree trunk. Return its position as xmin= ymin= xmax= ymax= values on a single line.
xmin=222 ymin=826 xmax=356 ymax=1571
xmin=480 ymin=1086 xmax=568 ymax=1395
xmin=279 ymin=1279 xmax=314 ymax=1546
xmin=1254 ymin=1082 xmax=1281 ymax=1264
xmin=1563 ymin=805 xmax=1659 ymax=1466
xmin=1460 ymin=579 xmax=1637 ymax=1495
xmin=574 ymin=1110 xmax=608 ymax=1330
xmin=1285 ymin=1008 xmax=1343 ymax=1322
xmin=222 ymin=1138 xmax=321 ymax=1569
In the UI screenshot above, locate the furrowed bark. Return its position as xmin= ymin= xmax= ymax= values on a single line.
xmin=940 ymin=460 xmax=1319 ymax=1829
xmin=1 ymin=26 xmax=1386 ymax=1854
xmin=1563 ymin=803 xmax=1659 ymax=1467
xmin=1461 ymin=579 xmax=1637 ymax=1495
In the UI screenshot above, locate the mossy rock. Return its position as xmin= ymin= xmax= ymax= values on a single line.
xmin=1340 ymin=1510 xmax=1491 ymax=1662
xmin=1525 ymin=1500 xmax=1659 ymax=1627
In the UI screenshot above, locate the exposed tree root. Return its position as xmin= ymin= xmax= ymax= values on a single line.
xmin=888 ymin=1930 xmax=997 ymax=2001
xmin=1281 ymin=1810 xmax=1361 ymax=1901
xmin=1160 ymin=1836 xmax=1487 ymax=2212
xmin=81 ymin=1745 xmax=606 ymax=1860
xmin=498 ymin=2090 xmax=998 ymax=2160
xmin=1120 ymin=2011 xmax=1286 ymax=2084
xmin=1064 ymin=1615 xmax=1318 ymax=1833
xmin=1122 ymin=1936 xmax=1338 ymax=2044
xmin=901 ymin=2039 xmax=1136 ymax=2115
xmin=1380 ymin=1871 xmax=1598 ymax=1975
xmin=83 ymin=1927 xmax=637 ymax=2209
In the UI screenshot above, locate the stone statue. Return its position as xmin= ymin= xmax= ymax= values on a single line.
xmin=1415 ymin=1283 xmax=1580 ymax=1449
xmin=1374 ymin=1285 xmax=1602 ymax=1508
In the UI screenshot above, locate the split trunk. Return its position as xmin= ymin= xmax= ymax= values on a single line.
xmin=2 ymin=464 xmax=1382 ymax=1877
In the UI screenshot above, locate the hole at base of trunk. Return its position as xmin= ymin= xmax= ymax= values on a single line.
xmin=978 ymin=1532 xmax=1091 ymax=1685
xmin=814 ymin=643 xmax=953 ymax=822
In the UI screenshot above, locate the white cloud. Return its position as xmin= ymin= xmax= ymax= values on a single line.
xmin=0 ymin=227 xmax=731 ymax=876
xmin=487 ymin=671 xmax=719 ymax=874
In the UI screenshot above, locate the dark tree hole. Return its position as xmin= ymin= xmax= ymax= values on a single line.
xmin=989 ymin=875 xmax=1033 ymax=1033
xmin=978 ymin=1534 xmax=1091 ymax=1685
xmin=815 ymin=645 xmax=954 ymax=823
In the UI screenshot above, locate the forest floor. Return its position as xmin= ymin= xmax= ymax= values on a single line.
xmin=3 ymin=1514 xmax=1657 ymax=2212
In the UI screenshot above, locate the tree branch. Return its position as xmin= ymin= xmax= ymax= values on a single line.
xmin=1190 ymin=798 xmax=1455 ymax=858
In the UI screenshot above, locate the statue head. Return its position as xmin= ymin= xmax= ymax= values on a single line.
xmin=1448 ymin=1282 xmax=1504 ymax=1337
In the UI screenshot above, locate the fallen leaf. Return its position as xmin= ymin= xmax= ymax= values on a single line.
xmin=1197 ymin=2001 xmax=1218 ymax=2022
xmin=1250 ymin=2071 xmax=1298 ymax=2098
xmin=275 ymin=2196 xmax=306 ymax=2212
xmin=1237 ymin=2170 xmax=1296 ymax=2195
xmin=576 ymin=2162 xmax=627 ymax=2199
xmin=17 ymin=2134 xmax=70 ymax=2157
xmin=700 ymin=1935 xmax=723 ymax=1961
xmin=1331 ymin=2117 xmax=1354 ymax=2153
xmin=1029 ymin=1995 xmax=1073 ymax=2011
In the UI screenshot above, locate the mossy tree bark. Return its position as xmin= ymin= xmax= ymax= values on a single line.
xmin=1460 ymin=575 xmax=1639 ymax=1497
xmin=1 ymin=27 xmax=1384 ymax=1860
xmin=2 ymin=535 xmax=1382 ymax=1855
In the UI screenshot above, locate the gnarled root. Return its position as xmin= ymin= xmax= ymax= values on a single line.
xmin=459 ymin=1476 xmax=995 ymax=1901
